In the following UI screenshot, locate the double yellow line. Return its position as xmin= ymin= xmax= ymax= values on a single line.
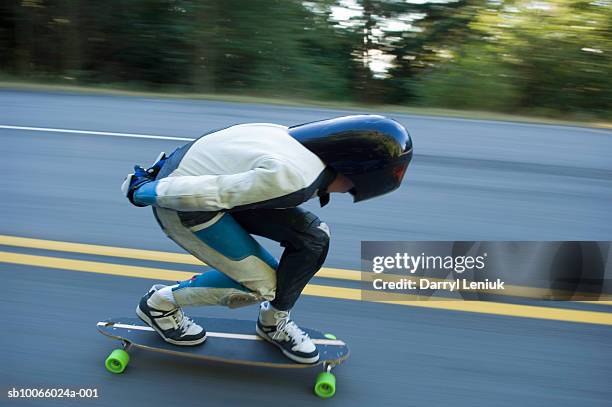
xmin=1 ymin=234 xmax=611 ymax=326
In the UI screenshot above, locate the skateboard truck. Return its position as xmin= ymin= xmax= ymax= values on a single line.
xmin=121 ymin=340 xmax=132 ymax=352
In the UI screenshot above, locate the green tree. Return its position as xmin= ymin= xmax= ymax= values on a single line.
xmin=416 ymin=0 xmax=611 ymax=117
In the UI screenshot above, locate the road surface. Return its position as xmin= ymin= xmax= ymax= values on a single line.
xmin=1 ymin=90 xmax=611 ymax=406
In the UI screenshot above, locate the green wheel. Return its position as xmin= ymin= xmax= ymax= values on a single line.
xmin=314 ymin=371 xmax=336 ymax=399
xmin=105 ymin=349 xmax=130 ymax=374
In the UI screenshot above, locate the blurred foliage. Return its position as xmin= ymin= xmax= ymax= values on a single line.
xmin=416 ymin=42 xmax=520 ymax=111
xmin=0 ymin=0 xmax=609 ymax=118
xmin=420 ymin=0 xmax=611 ymax=116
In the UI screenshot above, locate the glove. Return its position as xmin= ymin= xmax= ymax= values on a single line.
xmin=121 ymin=165 xmax=154 ymax=207
xmin=144 ymin=152 xmax=167 ymax=179
xmin=121 ymin=152 xmax=167 ymax=207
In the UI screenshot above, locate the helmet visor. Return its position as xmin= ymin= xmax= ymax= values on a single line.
xmin=349 ymin=151 xmax=412 ymax=202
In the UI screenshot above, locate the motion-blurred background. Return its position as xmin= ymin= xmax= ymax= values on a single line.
xmin=1 ymin=0 xmax=610 ymax=120
xmin=2 ymin=2 xmax=612 ymax=406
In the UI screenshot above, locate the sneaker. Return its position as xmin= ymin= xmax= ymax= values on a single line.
xmin=255 ymin=302 xmax=319 ymax=364
xmin=136 ymin=284 xmax=206 ymax=346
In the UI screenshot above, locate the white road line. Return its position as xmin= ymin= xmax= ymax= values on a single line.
xmin=2 ymin=121 xmax=608 ymax=144
xmin=96 ymin=321 xmax=346 ymax=346
xmin=0 ymin=124 xmax=195 ymax=141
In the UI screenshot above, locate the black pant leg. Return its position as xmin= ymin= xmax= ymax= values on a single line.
xmin=232 ymin=207 xmax=330 ymax=310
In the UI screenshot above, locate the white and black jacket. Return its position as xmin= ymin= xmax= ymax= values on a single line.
xmin=149 ymin=123 xmax=335 ymax=214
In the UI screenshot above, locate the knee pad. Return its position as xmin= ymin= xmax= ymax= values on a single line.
xmin=173 ymin=286 xmax=263 ymax=309
xmin=172 ymin=270 xmax=275 ymax=308
xmin=223 ymin=291 xmax=263 ymax=309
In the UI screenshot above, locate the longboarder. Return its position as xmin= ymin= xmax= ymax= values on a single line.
xmin=121 ymin=115 xmax=412 ymax=364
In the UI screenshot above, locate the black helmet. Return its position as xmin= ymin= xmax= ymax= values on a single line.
xmin=289 ymin=115 xmax=413 ymax=202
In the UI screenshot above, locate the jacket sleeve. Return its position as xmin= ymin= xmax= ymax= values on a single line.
xmin=149 ymin=157 xmax=306 ymax=212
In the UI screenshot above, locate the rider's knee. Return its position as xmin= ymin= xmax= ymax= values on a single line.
xmin=301 ymin=219 xmax=330 ymax=262
xmin=239 ymin=272 xmax=276 ymax=302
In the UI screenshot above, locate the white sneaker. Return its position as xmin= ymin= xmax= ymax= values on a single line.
xmin=255 ymin=302 xmax=319 ymax=364
xmin=136 ymin=285 xmax=206 ymax=346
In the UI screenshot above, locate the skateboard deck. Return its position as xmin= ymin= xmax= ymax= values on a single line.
xmin=97 ymin=317 xmax=349 ymax=398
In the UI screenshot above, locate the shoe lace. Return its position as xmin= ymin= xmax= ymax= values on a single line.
xmin=170 ymin=308 xmax=194 ymax=335
xmin=271 ymin=311 xmax=310 ymax=345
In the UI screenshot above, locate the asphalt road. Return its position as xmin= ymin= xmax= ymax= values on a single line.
xmin=1 ymin=90 xmax=611 ymax=406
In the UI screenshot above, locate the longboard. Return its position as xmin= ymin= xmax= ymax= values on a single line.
xmin=97 ymin=317 xmax=349 ymax=398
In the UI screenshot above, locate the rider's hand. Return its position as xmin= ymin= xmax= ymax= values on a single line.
xmin=121 ymin=153 xmax=167 ymax=207
xmin=121 ymin=165 xmax=154 ymax=207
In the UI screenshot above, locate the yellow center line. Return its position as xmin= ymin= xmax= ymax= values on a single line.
xmin=0 ymin=234 xmax=362 ymax=280
xmin=1 ymin=234 xmax=609 ymax=302
xmin=1 ymin=250 xmax=611 ymax=326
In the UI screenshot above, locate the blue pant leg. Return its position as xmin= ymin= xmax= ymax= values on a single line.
xmin=153 ymin=208 xmax=279 ymax=307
